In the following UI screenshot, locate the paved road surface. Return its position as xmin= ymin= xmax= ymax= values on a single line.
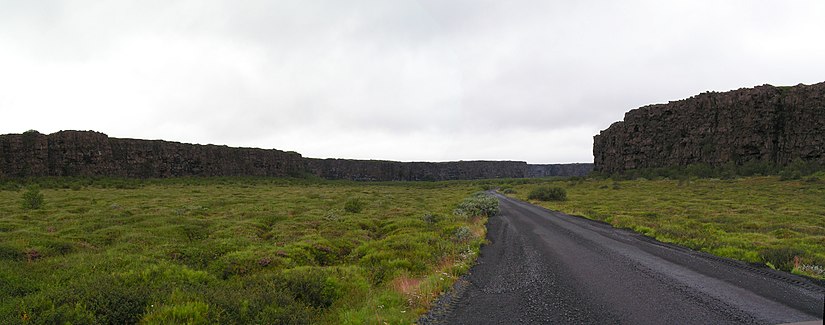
xmin=421 ymin=193 xmax=824 ymax=324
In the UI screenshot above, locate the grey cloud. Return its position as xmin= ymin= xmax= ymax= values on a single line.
xmin=1 ymin=0 xmax=824 ymax=163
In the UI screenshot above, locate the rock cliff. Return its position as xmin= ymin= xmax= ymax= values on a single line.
xmin=0 ymin=130 xmax=590 ymax=180
xmin=526 ymin=163 xmax=593 ymax=178
xmin=0 ymin=130 xmax=304 ymax=178
xmin=305 ymin=158 xmax=529 ymax=181
xmin=593 ymin=82 xmax=825 ymax=173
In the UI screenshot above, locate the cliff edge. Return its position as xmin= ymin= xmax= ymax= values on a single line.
xmin=593 ymin=82 xmax=825 ymax=173
xmin=0 ymin=131 xmax=592 ymax=180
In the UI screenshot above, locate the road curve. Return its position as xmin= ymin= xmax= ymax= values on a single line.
xmin=421 ymin=193 xmax=824 ymax=324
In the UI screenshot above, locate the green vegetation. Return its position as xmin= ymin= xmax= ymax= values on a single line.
xmin=453 ymin=192 xmax=500 ymax=219
xmin=527 ymin=186 xmax=567 ymax=201
xmin=594 ymin=159 xmax=822 ymax=181
xmin=20 ymin=186 xmax=44 ymax=210
xmin=0 ymin=178 xmax=496 ymax=324
xmin=509 ymin=174 xmax=825 ymax=279
xmin=343 ymin=197 xmax=365 ymax=213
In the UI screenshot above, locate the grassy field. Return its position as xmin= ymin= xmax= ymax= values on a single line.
xmin=506 ymin=175 xmax=825 ymax=279
xmin=0 ymin=179 xmax=494 ymax=324
xmin=3 ymin=174 xmax=823 ymax=323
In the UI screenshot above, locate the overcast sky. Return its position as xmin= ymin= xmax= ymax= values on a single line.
xmin=2 ymin=1 xmax=824 ymax=163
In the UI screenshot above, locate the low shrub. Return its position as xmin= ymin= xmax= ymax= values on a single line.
xmin=453 ymin=193 xmax=499 ymax=218
xmin=452 ymin=226 xmax=472 ymax=243
xmin=21 ymin=186 xmax=44 ymax=210
xmin=528 ymin=186 xmax=567 ymax=201
xmin=343 ymin=198 xmax=364 ymax=213
xmin=421 ymin=213 xmax=443 ymax=224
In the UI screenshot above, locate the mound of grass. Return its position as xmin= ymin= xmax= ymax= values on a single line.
xmin=343 ymin=197 xmax=364 ymax=213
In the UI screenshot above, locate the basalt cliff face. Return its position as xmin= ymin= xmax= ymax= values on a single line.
xmin=593 ymin=82 xmax=825 ymax=173
xmin=306 ymin=159 xmax=530 ymax=181
xmin=526 ymin=163 xmax=593 ymax=178
xmin=0 ymin=131 xmax=592 ymax=180
xmin=0 ymin=131 xmax=305 ymax=178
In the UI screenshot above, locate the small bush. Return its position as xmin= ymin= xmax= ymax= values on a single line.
xmin=454 ymin=193 xmax=499 ymax=218
xmin=421 ymin=213 xmax=442 ymax=224
xmin=21 ymin=186 xmax=44 ymax=209
xmin=343 ymin=198 xmax=364 ymax=213
xmin=528 ymin=186 xmax=567 ymax=201
xmin=452 ymin=226 xmax=472 ymax=242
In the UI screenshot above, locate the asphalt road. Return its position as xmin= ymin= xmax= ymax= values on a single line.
xmin=421 ymin=193 xmax=824 ymax=324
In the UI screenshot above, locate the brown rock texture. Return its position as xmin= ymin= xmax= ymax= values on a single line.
xmin=593 ymin=82 xmax=825 ymax=173
xmin=0 ymin=130 xmax=591 ymax=180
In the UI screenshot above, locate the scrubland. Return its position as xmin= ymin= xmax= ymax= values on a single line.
xmin=0 ymin=178 xmax=494 ymax=324
xmin=3 ymin=172 xmax=823 ymax=324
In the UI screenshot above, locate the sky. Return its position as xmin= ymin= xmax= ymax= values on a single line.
xmin=2 ymin=1 xmax=824 ymax=163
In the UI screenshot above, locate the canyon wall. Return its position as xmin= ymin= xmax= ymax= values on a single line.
xmin=0 ymin=130 xmax=590 ymax=180
xmin=0 ymin=131 xmax=305 ymax=178
xmin=593 ymin=82 xmax=825 ymax=173
xmin=526 ymin=163 xmax=593 ymax=178
xmin=305 ymin=158 xmax=529 ymax=181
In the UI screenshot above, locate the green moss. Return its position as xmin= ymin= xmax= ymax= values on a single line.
xmin=0 ymin=179 xmax=485 ymax=323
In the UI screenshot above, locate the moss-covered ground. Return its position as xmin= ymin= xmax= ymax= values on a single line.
xmin=0 ymin=179 xmax=490 ymax=324
xmin=3 ymin=174 xmax=823 ymax=323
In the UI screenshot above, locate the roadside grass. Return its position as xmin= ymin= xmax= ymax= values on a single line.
xmin=0 ymin=178 xmax=493 ymax=324
xmin=507 ymin=175 xmax=825 ymax=279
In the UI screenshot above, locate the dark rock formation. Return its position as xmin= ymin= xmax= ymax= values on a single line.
xmin=306 ymin=158 xmax=528 ymax=181
xmin=1 ymin=130 xmax=304 ymax=178
xmin=0 ymin=130 xmax=591 ymax=180
xmin=593 ymin=82 xmax=825 ymax=173
xmin=0 ymin=131 xmax=50 ymax=177
xmin=527 ymin=163 xmax=593 ymax=178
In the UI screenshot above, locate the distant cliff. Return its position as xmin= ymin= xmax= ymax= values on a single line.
xmin=526 ymin=163 xmax=593 ymax=178
xmin=0 ymin=130 xmax=591 ymax=180
xmin=305 ymin=158 xmax=528 ymax=181
xmin=0 ymin=130 xmax=305 ymax=178
xmin=593 ymin=82 xmax=825 ymax=174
